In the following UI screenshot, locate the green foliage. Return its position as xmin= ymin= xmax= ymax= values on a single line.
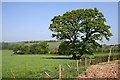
xmin=58 ymin=41 xmax=81 ymax=56
xmin=13 ymin=44 xmax=22 ymax=54
xmin=13 ymin=42 xmax=49 ymax=54
xmin=1 ymin=42 xmax=15 ymax=50
xmin=35 ymin=42 xmax=48 ymax=54
xmin=49 ymin=8 xmax=112 ymax=56
xmin=58 ymin=41 xmax=71 ymax=55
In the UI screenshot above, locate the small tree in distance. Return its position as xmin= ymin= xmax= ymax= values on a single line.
xmin=49 ymin=8 xmax=112 ymax=59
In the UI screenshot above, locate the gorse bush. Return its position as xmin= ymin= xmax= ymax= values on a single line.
xmin=13 ymin=42 xmax=49 ymax=54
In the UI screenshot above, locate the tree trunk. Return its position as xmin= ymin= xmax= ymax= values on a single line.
xmin=72 ymin=54 xmax=77 ymax=59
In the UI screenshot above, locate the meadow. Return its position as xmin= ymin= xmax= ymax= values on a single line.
xmin=2 ymin=50 xmax=86 ymax=78
xmin=2 ymin=50 xmax=120 ymax=79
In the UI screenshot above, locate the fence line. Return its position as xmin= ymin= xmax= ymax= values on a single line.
xmin=41 ymin=54 xmax=120 ymax=78
xmin=76 ymin=60 xmax=79 ymax=71
xmin=59 ymin=65 xmax=62 ymax=80
xmin=45 ymin=72 xmax=51 ymax=78
xmin=67 ymin=64 xmax=71 ymax=69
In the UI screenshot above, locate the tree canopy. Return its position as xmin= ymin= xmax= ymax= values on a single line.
xmin=49 ymin=8 xmax=112 ymax=58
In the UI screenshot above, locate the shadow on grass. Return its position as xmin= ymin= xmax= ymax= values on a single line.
xmin=43 ymin=57 xmax=73 ymax=60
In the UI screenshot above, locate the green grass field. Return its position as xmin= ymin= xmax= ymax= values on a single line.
xmin=2 ymin=50 xmax=86 ymax=78
xmin=2 ymin=50 xmax=120 ymax=78
xmin=93 ymin=52 xmax=120 ymax=57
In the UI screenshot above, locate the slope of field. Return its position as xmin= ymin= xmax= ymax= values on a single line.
xmin=25 ymin=41 xmax=61 ymax=52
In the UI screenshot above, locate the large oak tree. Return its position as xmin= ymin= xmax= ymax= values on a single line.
xmin=49 ymin=8 xmax=112 ymax=58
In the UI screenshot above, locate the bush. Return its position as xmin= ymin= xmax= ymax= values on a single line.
xmin=13 ymin=44 xmax=22 ymax=54
xmin=13 ymin=42 xmax=49 ymax=54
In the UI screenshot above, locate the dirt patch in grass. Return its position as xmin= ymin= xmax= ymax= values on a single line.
xmin=78 ymin=60 xmax=120 ymax=79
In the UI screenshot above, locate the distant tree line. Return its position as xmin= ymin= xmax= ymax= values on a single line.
xmin=22 ymin=40 xmax=58 ymax=43
xmin=23 ymin=41 xmax=39 ymax=43
xmin=1 ymin=42 xmax=15 ymax=50
xmin=13 ymin=42 xmax=49 ymax=54
xmin=1 ymin=41 xmax=120 ymax=55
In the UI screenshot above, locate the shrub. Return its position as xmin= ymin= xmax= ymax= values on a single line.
xmin=13 ymin=42 xmax=49 ymax=54
xmin=13 ymin=44 xmax=22 ymax=54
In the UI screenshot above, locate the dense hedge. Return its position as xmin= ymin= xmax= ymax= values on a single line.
xmin=93 ymin=54 xmax=120 ymax=64
xmin=13 ymin=42 xmax=49 ymax=54
xmin=80 ymin=54 xmax=120 ymax=66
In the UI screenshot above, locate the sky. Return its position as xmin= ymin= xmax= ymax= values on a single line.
xmin=2 ymin=2 xmax=118 ymax=45
xmin=118 ymin=1 xmax=120 ymax=44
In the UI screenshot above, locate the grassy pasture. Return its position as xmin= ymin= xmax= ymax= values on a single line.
xmin=93 ymin=52 xmax=120 ymax=57
xmin=2 ymin=50 xmax=120 ymax=78
xmin=2 ymin=50 xmax=86 ymax=78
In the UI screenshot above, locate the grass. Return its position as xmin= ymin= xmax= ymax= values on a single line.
xmin=2 ymin=50 xmax=86 ymax=78
xmin=118 ymin=60 xmax=120 ymax=64
xmin=47 ymin=41 xmax=61 ymax=52
xmin=93 ymin=52 xmax=120 ymax=57
xmin=2 ymin=50 xmax=120 ymax=78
